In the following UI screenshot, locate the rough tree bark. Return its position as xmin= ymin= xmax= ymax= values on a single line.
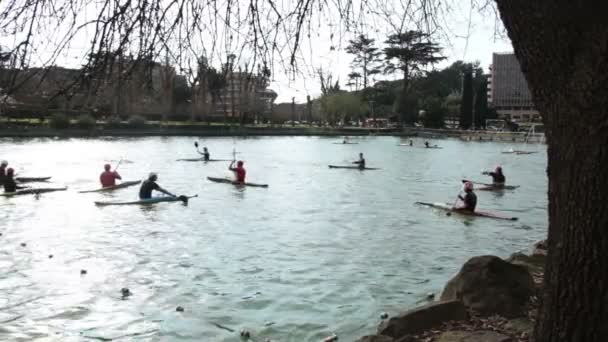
xmin=496 ymin=1 xmax=608 ymax=341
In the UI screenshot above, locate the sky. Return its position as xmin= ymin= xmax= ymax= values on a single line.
xmin=269 ymin=11 xmax=513 ymax=103
xmin=0 ymin=0 xmax=513 ymax=104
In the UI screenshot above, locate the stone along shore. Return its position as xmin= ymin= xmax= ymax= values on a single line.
xmin=354 ymin=240 xmax=547 ymax=342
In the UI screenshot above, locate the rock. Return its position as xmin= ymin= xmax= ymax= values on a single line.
xmin=440 ymin=255 xmax=534 ymax=318
xmin=20 ymin=242 xmax=26 ymax=247
xmin=533 ymin=240 xmax=547 ymax=256
xmin=506 ymin=252 xmax=546 ymax=274
xmin=534 ymin=240 xmax=547 ymax=250
xmin=121 ymin=288 xmax=131 ymax=297
xmin=240 ymin=329 xmax=250 ymax=338
xmin=504 ymin=317 xmax=534 ymax=335
xmin=435 ymin=330 xmax=513 ymax=342
xmin=356 ymin=335 xmax=394 ymax=342
xmin=380 ymin=312 xmax=389 ymax=319
xmin=322 ymin=334 xmax=338 ymax=342
xmin=80 ymin=269 xmax=87 ymax=275
xmin=377 ymin=300 xmax=467 ymax=339
xmin=176 ymin=306 xmax=184 ymax=312
xmin=48 ymin=254 xmax=53 ymax=259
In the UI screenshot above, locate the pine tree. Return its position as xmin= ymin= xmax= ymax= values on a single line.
xmin=384 ymin=30 xmax=445 ymax=125
xmin=345 ymin=34 xmax=382 ymax=89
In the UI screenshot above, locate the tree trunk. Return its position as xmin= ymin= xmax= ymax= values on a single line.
xmin=496 ymin=2 xmax=608 ymax=341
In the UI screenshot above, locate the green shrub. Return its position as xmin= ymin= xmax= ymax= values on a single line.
xmin=106 ymin=115 xmax=123 ymax=128
xmin=49 ymin=113 xmax=70 ymax=129
xmin=127 ymin=115 xmax=147 ymax=128
xmin=76 ymin=114 xmax=96 ymax=129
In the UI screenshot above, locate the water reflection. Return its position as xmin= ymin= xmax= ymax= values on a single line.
xmin=0 ymin=136 xmax=547 ymax=341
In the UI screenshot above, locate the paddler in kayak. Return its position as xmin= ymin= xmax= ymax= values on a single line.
xmin=409 ymin=140 xmax=413 ymax=146
xmin=100 ymin=164 xmax=122 ymax=187
xmin=197 ymin=147 xmax=211 ymax=161
xmin=229 ymin=160 xmax=246 ymax=183
xmin=3 ymin=168 xmax=26 ymax=193
xmin=482 ymin=166 xmax=506 ymax=187
xmin=352 ymin=153 xmax=366 ymax=170
xmin=139 ymin=173 xmax=178 ymax=199
xmin=453 ymin=181 xmax=477 ymax=212
xmin=424 ymin=141 xmax=430 ymax=148
xmin=0 ymin=160 xmax=8 ymax=183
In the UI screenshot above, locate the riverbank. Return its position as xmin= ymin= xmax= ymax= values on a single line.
xmin=0 ymin=124 xmax=545 ymax=142
xmin=354 ymin=240 xmax=547 ymax=342
xmin=0 ymin=125 xmax=401 ymax=138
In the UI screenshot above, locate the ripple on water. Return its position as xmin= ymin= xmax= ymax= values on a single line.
xmin=0 ymin=136 xmax=547 ymax=341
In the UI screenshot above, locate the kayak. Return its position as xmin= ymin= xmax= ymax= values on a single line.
xmin=328 ymin=165 xmax=380 ymax=170
xmin=176 ymin=158 xmax=232 ymax=162
xmin=477 ymin=185 xmax=520 ymax=191
xmin=1 ymin=187 xmax=68 ymax=197
xmin=79 ymin=180 xmax=142 ymax=193
xmin=95 ymin=195 xmax=196 ymax=206
xmin=16 ymin=176 xmax=52 ymax=183
xmin=207 ymin=176 xmax=268 ymax=188
xmin=415 ymin=202 xmax=518 ymax=221
xmin=398 ymin=144 xmax=442 ymax=149
xmin=502 ymin=151 xmax=538 ymax=155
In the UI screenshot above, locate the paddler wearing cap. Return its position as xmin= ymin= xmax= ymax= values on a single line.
xmin=100 ymin=163 xmax=122 ymax=187
xmin=138 ymin=173 xmax=177 ymax=199
xmin=453 ymin=181 xmax=477 ymax=213
xmin=482 ymin=165 xmax=506 ymax=186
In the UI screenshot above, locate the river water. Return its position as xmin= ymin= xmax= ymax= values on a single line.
xmin=0 ymin=136 xmax=547 ymax=341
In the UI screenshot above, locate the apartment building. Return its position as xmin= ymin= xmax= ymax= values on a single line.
xmin=489 ymin=53 xmax=540 ymax=122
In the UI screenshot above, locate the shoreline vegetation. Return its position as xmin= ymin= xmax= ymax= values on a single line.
xmin=0 ymin=120 xmax=544 ymax=142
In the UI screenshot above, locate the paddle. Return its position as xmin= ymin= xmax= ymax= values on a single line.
xmin=177 ymin=194 xmax=198 ymax=204
xmin=114 ymin=158 xmax=123 ymax=172
xmin=461 ymin=179 xmax=494 ymax=187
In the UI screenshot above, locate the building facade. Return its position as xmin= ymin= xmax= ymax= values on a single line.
xmin=489 ymin=53 xmax=540 ymax=122
xmin=213 ymin=70 xmax=277 ymax=121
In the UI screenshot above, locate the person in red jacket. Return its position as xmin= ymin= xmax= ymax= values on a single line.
xmin=100 ymin=164 xmax=122 ymax=187
xmin=229 ymin=160 xmax=246 ymax=183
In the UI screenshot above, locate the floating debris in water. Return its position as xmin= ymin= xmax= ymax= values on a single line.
xmin=240 ymin=329 xmax=250 ymax=338
xmin=176 ymin=306 xmax=184 ymax=312
xmin=380 ymin=312 xmax=389 ymax=319
xmin=264 ymin=321 xmax=275 ymax=327
xmin=80 ymin=269 xmax=87 ymax=275
xmin=121 ymin=288 xmax=131 ymax=298
xmin=241 ymin=291 xmax=262 ymax=300
xmin=20 ymin=242 xmax=26 ymax=247
xmin=322 ymin=334 xmax=338 ymax=342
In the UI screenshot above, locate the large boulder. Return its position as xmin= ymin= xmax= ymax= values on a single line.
xmin=507 ymin=252 xmax=546 ymax=274
xmin=377 ymin=300 xmax=467 ymax=339
xmin=440 ymin=255 xmax=534 ymax=318
xmin=434 ymin=330 xmax=513 ymax=342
